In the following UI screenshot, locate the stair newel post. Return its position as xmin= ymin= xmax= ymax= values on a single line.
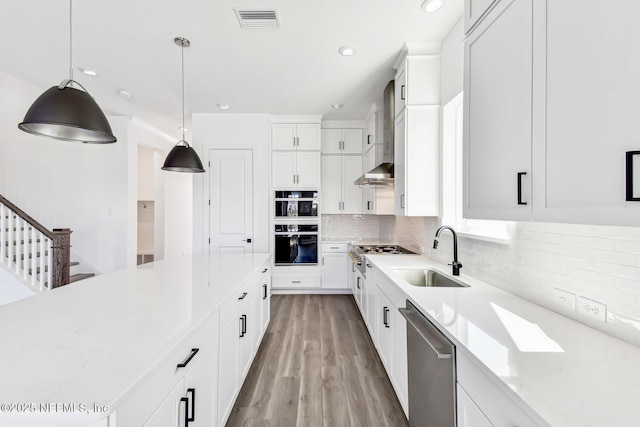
xmin=51 ymin=229 xmax=72 ymax=288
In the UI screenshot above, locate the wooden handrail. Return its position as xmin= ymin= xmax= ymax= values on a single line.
xmin=0 ymin=195 xmax=53 ymax=238
xmin=0 ymin=194 xmax=73 ymax=288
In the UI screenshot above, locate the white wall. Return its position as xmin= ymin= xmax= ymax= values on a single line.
xmin=192 ymin=113 xmax=270 ymax=254
xmin=0 ymin=72 xmax=135 ymax=274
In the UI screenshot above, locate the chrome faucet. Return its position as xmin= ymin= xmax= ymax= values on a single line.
xmin=433 ymin=226 xmax=463 ymax=276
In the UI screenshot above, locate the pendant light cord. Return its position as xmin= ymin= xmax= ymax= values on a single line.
xmin=69 ymin=0 xmax=73 ymax=82
xmin=181 ymin=43 xmax=185 ymax=142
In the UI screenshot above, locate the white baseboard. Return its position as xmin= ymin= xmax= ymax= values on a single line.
xmin=271 ymin=288 xmax=353 ymax=295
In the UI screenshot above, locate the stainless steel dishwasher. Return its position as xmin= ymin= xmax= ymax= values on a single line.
xmin=399 ymin=300 xmax=456 ymax=427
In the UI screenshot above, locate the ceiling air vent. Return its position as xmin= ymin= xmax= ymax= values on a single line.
xmin=234 ymin=8 xmax=280 ymax=29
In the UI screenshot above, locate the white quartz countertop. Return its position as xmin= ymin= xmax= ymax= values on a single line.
xmin=0 ymin=252 xmax=270 ymax=419
xmin=367 ymin=254 xmax=640 ymax=427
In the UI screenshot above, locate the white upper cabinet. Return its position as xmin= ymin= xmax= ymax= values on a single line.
xmin=464 ymin=0 xmax=640 ymax=226
xmin=464 ymin=0 xmax=498 ymax=33
xmin=272 ymin=123 xmax=321 ymax=151
xmin=395 ymin=107 xmax=440 ymax=217
xmin=463 ymin=0 xmax=533 ymax=221
xmin=532 ymin=0 xmax=640 ymax=226
xmin=394 ymin=52 xmax=441 ymax=118
xmin=272 ymin=151 xmax=321 ymax=188
xmin=321 ymin=155 xmax=363 ymax=214
xmin=321 ymin=129 xmax=363 ymax=154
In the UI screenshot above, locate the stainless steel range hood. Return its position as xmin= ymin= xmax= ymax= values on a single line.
xmin=355 ymin=80 xmax=395 ymax=187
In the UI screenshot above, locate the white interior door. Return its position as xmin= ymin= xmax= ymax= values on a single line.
xmin=209 ymin=149 xmax=253 ymax=254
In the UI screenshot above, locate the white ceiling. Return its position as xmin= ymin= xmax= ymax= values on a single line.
xmin=1 ymin=0 xmax=463 ymax=140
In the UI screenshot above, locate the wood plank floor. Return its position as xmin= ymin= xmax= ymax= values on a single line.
xmin=226 ymin=294 xmax=409 ymax=427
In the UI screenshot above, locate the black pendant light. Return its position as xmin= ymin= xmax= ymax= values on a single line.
xmin=18 ymin=0 xmax=116 ymax=144
xmin=162 ymin=37 xmax=205 ymax=173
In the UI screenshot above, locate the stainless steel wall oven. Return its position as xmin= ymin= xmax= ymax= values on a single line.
xmin=274 ymin=223 xmax=319 ymax=265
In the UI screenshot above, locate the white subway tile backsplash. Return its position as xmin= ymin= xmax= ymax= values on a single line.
xmin=380 ymin=215 xmax=640 ymax=347
xmin=321 ymin=214 xmax=380 ymax=242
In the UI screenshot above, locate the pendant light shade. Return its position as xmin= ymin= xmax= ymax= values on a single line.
xmin=18 ymin=0 xmax=116 ymax=144
xmin=162 ymin=37 xmax=205 ymax=173
xmin=19 ymin=83 xmax=116 ymax=143
xmin=162 ymin=140 xmax=205 ymax=172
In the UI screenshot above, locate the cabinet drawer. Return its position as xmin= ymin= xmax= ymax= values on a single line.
xmin=272 ymin=275 xmax=321 ymax=289
xmin=114 ymin=311 xmax=219 ymax=426
xmin=322 ymin=243 xmax=348 ymax=253
xmin=220 ymin=283 xmax=256 ymax=328
xmin=377 ymin=274 xmax=406 ymax=309
xmin=457 ymin=350 xmax=540 ymax=427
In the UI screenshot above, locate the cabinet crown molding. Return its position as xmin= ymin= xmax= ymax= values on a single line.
xmin=393 ymin=42 xmax=442 ymax=70
xmin=321 ymin=120 xmax=367 ymax=129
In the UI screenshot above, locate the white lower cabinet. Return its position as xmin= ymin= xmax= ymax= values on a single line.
xmin=144 ymin=379 xmax=185 ymax=427
xmin=321 ymin=243 xmax=350 ymax=289
xmin=457 ymin=384 xmax=493 ymax=427
xmin=260 ymin=275 xmax=271 ymax=338
xmin=457 ymin=350 xmax=538 ymax=427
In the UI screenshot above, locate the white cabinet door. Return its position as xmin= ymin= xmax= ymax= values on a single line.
xmin=464 ymin=0 xmax=497 ymax=33
xmin=394 ymin=112 xmax=406 ymax=216
xmin=217 ymin=316 xmax=240 ymax=425
xmin=296 ymin=124 xmax=321 ymax=150
xmin=238 ymin=291 xmax=255 ymax=380
xmin=342 ymin=129 xmax=363 ymax=154
xmin=463 ymin=0 xmax=533 ymax=221
xmin=376 ymin=287 xmax=392 ymax=369
xmin=144 ymin=379 xmax=185 ymax=427
xmin=322 ymin=253 xmax=349 ymax=288
xmin=322 ymin=155 xmax=342 ymax=213
xmin=365 ymin=114 xmax=376 ymax=149
xmin=363 ymin=149 xmax=376 ymax=213
xmin=272 ymin=152 xmax=296 ymax=188
xmin=272 ymin=124 xmax=297 ymax=150
xmin=342 ymin=155 xmax=363 ymax=214
xmin=532 ymin=0 xmax=640 ymax=226
xmin=354 ymin=270 xmax=364 ymax=314
xmin=296 ymin=152 xmax=321 ymax=187
xmin=184 ymin=343 xmax=216 ymax=427
xmin=321 ymin=129 xmax=343 ymax=154
xmin=457 ymin=384 xmax=493 ymax=427
xmin=260 ymin=277 xmax=271 ymax=336
xmin=395 ymin=64 xmax=407 ymax=117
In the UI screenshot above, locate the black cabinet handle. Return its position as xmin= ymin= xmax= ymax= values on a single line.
xmin=238 ymin=292 xmax=248 ymax=300
xmin=186 ymin=388 xmax=195 ymax=423
xmin=383 ymin=307 xmax=390 ymax=327
xmin=357 ymin=277 xmax=361 ymax=289
xmin=401 ymin=85 xmax=406 ymax=100
xmin=263 ymin=283 xmax=267 ymax=300
xmin=262 ymin=268 xmax=268 ymax=273
xmin=367 ymin=134 xmax=371 ymax=144
xmin=177 ymin=348 xmax=199 ymax=368
xmin=517 ymin=172 xmax=527 ymax=205
xmin=240 ymin=314 xmax=247 ymax=337
xmin=180 ymin=397 xmax=190 ymax=426
xmin=626 ymin=151 xmax=640 ymax=201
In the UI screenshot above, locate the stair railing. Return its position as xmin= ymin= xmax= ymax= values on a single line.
xmin=0 ymin=195 xmax=71 ymax=291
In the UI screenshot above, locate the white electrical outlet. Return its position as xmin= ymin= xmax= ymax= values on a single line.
xmin=553 ymin=288 xmax=576 ymax=310
xmin=577 ymin=296 xmax=606 ymax=322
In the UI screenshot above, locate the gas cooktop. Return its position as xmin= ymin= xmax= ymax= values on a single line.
xmin=356 ymin=244 xmax=417 ymax=255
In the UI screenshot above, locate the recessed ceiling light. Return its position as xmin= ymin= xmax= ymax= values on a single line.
xmin=78 ymin=66 xmax=98 ymax=76
xmin=217 ymin=103 xmax=230 ymax=110
xmin=421 ymin=0 xmax=444 ymax=12
xmin=331 ymin=104 xmax=344 ymax=110
xmin=117 ymin=89 xmax=132 ymax=99
xmin=338 ymin=46 xmax=357 ymax=56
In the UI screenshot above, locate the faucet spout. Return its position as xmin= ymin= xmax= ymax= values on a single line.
xmin=433 ymin=226 xmax=462 ymax=276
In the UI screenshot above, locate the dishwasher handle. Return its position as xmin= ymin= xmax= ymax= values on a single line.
xmin=399 ymin=305 xmax=454 ymax=360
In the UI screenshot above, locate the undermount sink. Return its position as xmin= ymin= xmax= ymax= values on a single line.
xmin=391 ymin=268 xmax=468 ymax=288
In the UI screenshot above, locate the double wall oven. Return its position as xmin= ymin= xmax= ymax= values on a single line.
xmin=273 ymin=191 xmax=319 ymax=266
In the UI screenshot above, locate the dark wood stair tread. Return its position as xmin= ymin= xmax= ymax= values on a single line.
xmin=69 ymin=273 xmax=95 ymax=283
